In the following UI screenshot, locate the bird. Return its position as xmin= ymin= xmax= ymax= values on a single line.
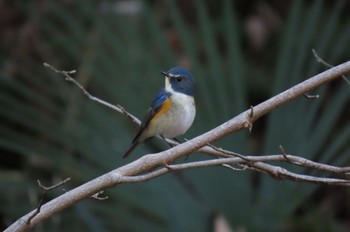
xmin=122 ymin=67 xmax=196 ymax=158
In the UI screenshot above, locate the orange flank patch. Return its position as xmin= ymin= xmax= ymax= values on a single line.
xmin=153 ymin=98 xmax=171 ymax=120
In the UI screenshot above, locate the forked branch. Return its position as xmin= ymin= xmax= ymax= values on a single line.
xmin=5 ymin=58 xmax=350 ymax=232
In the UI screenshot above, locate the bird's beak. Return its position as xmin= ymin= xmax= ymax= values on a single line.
xmin=161 ymin=71 xmax=168 ymax=77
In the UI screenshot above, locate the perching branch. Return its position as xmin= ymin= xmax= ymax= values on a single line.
xmin=5 ymin=58 xmax=350 ymax=232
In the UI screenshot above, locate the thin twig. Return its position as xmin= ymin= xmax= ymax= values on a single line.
xmin=304 ymin=93 xmax=319 ymax=99
xmin=279 ymin=145 xmax=292 ymax=163
xmin=26 ymin=178 xmax=71 ymax=225
xmin=43 ymin=63 xmax=140 ymax=125
xmin=248 ymin=106 xmax=254 ymax=133
xmin=221 ymin=164 xmax=248 ymax=172
xmin=90 ymin=191 xmax=109 ymax=200
xmin=37 ymin=178 xmax=71 ymax=191
xmin=206 ymin=143 xmax=251 ymax=162
xmin=312 ymin=49 xmax=350 ymax=85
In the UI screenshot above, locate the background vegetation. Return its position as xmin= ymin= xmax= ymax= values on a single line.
xmin=0 ymin=0 xmax=349 ymax=231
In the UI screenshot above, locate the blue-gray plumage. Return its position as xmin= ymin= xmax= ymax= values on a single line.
xmin=122 ymin=67 xmax=196 ymax=158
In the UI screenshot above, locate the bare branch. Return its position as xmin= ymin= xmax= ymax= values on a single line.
xmin=43 ymin=63 xmax=141 ymax=125
xmin=245 ymin=162 xmax=350 ymax=186
xmin=37 ymin=178 xmax=71 ymax=191
xmin=160 ymin=154 xmax=350 ymax=176
xmin=117 ymin=154 xmax=350 ymax=185
xmin=5 ymin=60 xmax=350 ymax=232
xmin=221 ymin=164 xmax=248 ymax=172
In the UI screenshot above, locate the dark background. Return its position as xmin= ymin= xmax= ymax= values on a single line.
xmin=1 ymin=0 xmax=350 ymax=231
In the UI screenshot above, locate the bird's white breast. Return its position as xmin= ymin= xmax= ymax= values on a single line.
xmin=155 ymin=91 xmax=196 ymax=139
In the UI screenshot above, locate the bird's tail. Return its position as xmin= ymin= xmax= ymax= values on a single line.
xmin=122 ymin=141 xmax=139 ymax=159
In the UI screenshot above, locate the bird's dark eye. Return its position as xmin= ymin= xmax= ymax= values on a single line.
xmin=175 ymin=77 xmax=183 ymax=82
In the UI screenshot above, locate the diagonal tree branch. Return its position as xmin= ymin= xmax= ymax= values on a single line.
xmin=5 ymin=60 xmax=350 ymax=232
xmin=43 ymin=63 xmax=141 ymax=125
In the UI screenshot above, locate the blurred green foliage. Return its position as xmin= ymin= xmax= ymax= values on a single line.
xmin=0 ymin=0 xmax=349 ymax=231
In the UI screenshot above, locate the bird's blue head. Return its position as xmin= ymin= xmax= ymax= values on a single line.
xmin=161 ymin=67 xmax=196 ymax=96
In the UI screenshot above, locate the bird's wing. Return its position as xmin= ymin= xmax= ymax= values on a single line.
xmin=122 ymin=89 xmax=171 ymax=158
xmin=131 ymin=89 xmax=171 ymax=143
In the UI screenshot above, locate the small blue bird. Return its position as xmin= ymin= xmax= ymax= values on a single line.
xmin=122 ymin=67 xmax=196 ymax=158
